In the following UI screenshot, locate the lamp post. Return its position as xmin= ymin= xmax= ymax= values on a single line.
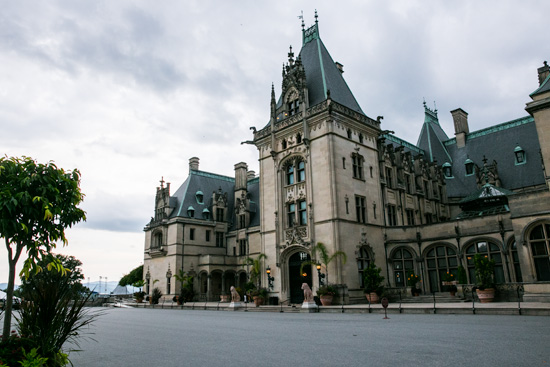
xmin=316 ymin=263 xmax=325 ymax=287
xmin=266 ymin=266 xmax=274 ymax=290
xmin=145 ymin=271 xmax=151 ymax=294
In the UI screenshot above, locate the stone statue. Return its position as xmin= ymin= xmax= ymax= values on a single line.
xmin=230 ymin=286 xmax=240 ymax=302
xmin=302 ymin=283 xmax=313 ymax=303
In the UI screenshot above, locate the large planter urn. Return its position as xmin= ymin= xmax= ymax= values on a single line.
xmin=476 ymin=288 xmax=495 ymax=303
xmin=253 ymin=296 xmax=264 ymax=307
xmin=366 ymin=292 xmax=379 ymax=304
xmin=320 ymin=295 xmax=333 ymax=306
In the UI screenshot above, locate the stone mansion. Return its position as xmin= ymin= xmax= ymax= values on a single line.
xmin=143 ymin=18 xmax=550 ymax=304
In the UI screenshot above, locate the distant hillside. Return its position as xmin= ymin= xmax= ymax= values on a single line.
xmin=1 ymin=281 xmax=124 ymax=295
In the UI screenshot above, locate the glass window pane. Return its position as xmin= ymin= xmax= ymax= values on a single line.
xmin=532 ymin=241 xmax=548 ymax=256
xmin=495 ymin=266 xmax=505 ymax=284
xmin=404 ymin=260 xmax=414 ymax=270
xmin=427 ymin=249 xmax=435 ymax=257
xmin=534 ymin=258 xmax=550 ymax=281
xmin=530 ymin=225 xmax=545 ymax=240
xmin=393 ymin=250 xmax=402 ymax=259
xmin=357 ymin=260 xmax=363 ymax=270
xmin=448 ymin=257 xmax=457 ymax=267
xmin=427 ymin=259 xmax=436 ymax=268
xmin=437 ymin=246 xmax=445 ymax=256
xmin=492 ymin=253 xmax=502 ymax=264
xmin=477 ymin=242 xmax=487 ymax=253
xmin=489 ymin=243 xmax=499 ymax=252
xmin=403 ymin=250 xmax=413 ymax=259
xmin=468 ymin=268 xmax=476 ymax=284
xmin=394 ymin=262 xmax=402 ymax=270
xmin=438 ymin=258 xmax=447 ymax=268
xmin=466 ymin=245 xmax=475 ymax=254
xmin=466 ymin=256 xmax=474 ymax=265
xmin=447 ymin=247 xmax=456 ymax=256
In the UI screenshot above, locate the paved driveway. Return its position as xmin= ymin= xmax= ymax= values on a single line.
xmin=69 ymin=308 xmax=550 ymax=366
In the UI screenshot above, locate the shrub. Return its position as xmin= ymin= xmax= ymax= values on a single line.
xmin=363 ymin=263 xmax=385 ymax=295
xmin=151 ymin=287 xmax=163 ymax=304
xmin=317 ymin=285 xmax=337 ymax=297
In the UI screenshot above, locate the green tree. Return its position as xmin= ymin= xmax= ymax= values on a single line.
xmin=0 ymin=157 xmax=85 ymax=341
xmin=119 ymin=264 xmax=143 ymax=286
xmin=300 ymin=242 xmax=347 ymax=284
xmin=243 ymin=253 xmax=267 ymax=289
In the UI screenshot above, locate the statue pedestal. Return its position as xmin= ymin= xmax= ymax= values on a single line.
xmin=301 ymin=301 xmax=318 ymax=312
xmin=229 ymin=302 xmax=241 ymax=310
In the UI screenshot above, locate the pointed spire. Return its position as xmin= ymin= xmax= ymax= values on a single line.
xmin=288 ymin=45 xmax=294 ymax=66
xmin=270 ymin=83 xmax=276 ymax=119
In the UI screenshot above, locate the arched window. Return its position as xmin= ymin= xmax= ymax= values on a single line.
xmin=357 ymin=247 xmax=371 ymax=288
xmin=465 ymin=240 xmax=505 ymax=284
xmin=297 ymin=161 xmax=305 ymax=182
xmin=286 ymin=164 xmax=294 ymax=185
xmin=392 ymin=247 xmax=415 ymax=287
xmin=509 ymin=241 xmax=523 ymax=282
xmin=187 ymin=206 xmax=195 ymax=218
xmin=528 ymin=223 xmax=550 ymax=281
xmin=425 ymin=245 xmax=458 ymax=292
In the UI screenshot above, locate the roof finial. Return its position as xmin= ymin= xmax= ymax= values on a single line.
xmin=160 ymin=176 xmax=165 ymax=188
xmin=315 ymin=9 xmax=318 ymax=23
xmin=423 ymin=98 xmax=426 ymax=108
xmin=298 ymin=10 xmax=304 ymax=29
xmin=288 ymin=45 xmax=294 ymax=65
xmin=433 ymin=100 xmax=438 ymax=114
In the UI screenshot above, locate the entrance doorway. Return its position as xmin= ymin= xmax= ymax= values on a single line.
xmin=289 ymin=252 xmax=312 ymax=303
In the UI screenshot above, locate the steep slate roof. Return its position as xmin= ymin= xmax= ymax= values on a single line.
xmin=443 ymin=116 xmax=544 ymax=198
xmin=416 ymin=104 xmax=451 ymax=164
xmin=275 ymin=22 xmax=364 ymax=115
xmin=169 ymin=170 xmax=260 ymax=228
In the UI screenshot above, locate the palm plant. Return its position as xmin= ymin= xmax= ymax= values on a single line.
xmin=243 ymin=253 xmax=267 ymax=289
xmin=300 ymin=242 xmax=347 ymax=284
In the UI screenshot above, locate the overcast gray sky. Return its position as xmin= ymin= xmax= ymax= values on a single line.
xmin=1 ymin=0 xmax=548 ymax=284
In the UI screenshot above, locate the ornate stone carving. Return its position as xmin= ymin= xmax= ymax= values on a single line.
xmin=285 ymin=226 xmax=308 ymax=246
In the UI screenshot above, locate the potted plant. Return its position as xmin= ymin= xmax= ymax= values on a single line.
xmin=251 ymin=288 xmax=268 ymax=307
xmin=363 ymin=263 xmax=384 ymax=304
xmin=317 ymin=285 xmax=337 ymax=306
xmin=151 ymin=287 xmax=163 ymax=305
xmin=474 ymin=254 xmax=496 ymax=303
xmin=407 ymin=271 xmax=421 ymax=296
xmin=457 ymin=265 xmax=467 ymax=285
xmin=133 ymin=291 xmax=146 ymax=303
xmin=442 ymin=271 xmax=457 ymax=295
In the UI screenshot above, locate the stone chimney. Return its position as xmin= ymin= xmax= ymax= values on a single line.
xmin=538 ymin=61 xmax=549 ymax=86
xmin=189 ymin=157 xmax=199 ymax=172
xmin=234 ymin=162 xmax=248 ymax=191
xmin=335 ymin=62 xmax=344 ymax=74
xmin=247 ymin=170 xmax=256 ymax=181
xmin=451 ymin=108 xmax=469 ymax=148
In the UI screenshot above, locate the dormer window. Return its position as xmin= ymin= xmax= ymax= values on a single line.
xmin=195 ymin=191 xmax=204 ymax=204
xmin=514 ymin=145 xmax=526 ymax=165
xmin=288 ymin=99 xmax=300 ymax=116
xmin=202 ymin=208 xmax=210 ymax=220
xmin=187 ymin=206 xmax=195 ymax=218
xmin=465 ymin=159 xmax=474 ymax=176
xmin=442 ymin=162 xmax=453 ymax=178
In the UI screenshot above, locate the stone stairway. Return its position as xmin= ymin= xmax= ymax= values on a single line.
xmin=398 ymin=293 xmax=469 ymax=304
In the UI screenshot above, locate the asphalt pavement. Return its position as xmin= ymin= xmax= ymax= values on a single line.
xmin=67 ymin=307 xmax=550 ymax=367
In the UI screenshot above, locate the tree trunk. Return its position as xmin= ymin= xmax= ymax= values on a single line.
xmin=2 ymin=241 xmax=23 ymax=341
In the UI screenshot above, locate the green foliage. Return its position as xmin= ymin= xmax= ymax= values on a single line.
xmin=0 ymin=334 xmax=37 ymax=366
xmin=19 ymin=254 xmax=86 ymax=298
xmin=316 ymin=285 xmax=337 ymax=297
xmin=442 ymin=271 xmax=455 ymax=282
xmin=250 ymin=288 xmax=268 ymax=299
xmin=151 ymin=287 xmax=163 ymax=304
xmin=133 ymin=291 xmax=146 ymax=302
xmin=174 ymin=270 xmax=194 ymax=303
xmin=19 ymin=348 xmax=49 ymax=367
xmin=457 ymin=265 xmax=468 ymax=284
xmin=407 ymin=271 xmax=421 ymax=287
xmin=0 ymin=156 xmax=86 ymax=341
xmin=243 ymin=254 xmax=267 ymax=289
xmin=363 ymin=263 xmax=385 ymax=294
xmin=474 ymin=254 xmax=495 ymax=290
xmin=16 ymin=256 xmax=100 ymax=366
xmin=300 ymin=242 xmax=347 ymax=284
xmin=119 ymin=265 xmax=143 ymax=287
